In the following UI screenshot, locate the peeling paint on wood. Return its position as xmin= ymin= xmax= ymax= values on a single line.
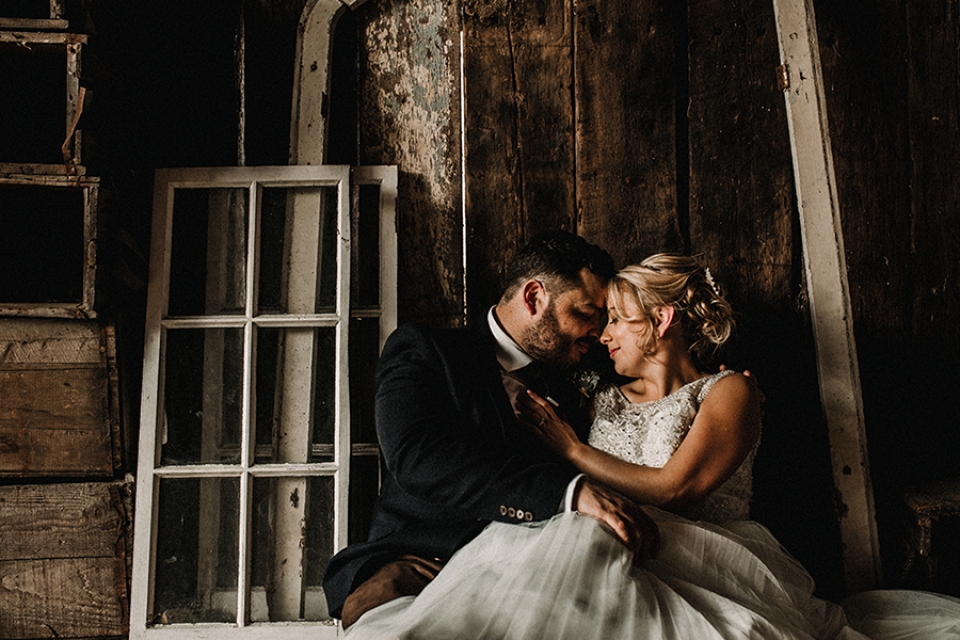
xmin=359 ymin=0 xmax=463 ymax=325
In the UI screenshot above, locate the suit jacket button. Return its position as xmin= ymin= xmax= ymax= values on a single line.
xmin=507 ymin=507 xmax=516 ymax=518
xmin=525 ymin=511 xmax=533 ymax=521
xmin=516 ymin=510 xmax=524 ymax=520
xmin=499 ymin=505 xmax=507 ymax=516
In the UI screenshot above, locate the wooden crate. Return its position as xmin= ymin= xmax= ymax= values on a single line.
xmin=0 ymin=481 xmax=131 ymax=639
xmin=0 ymin=318 xmax=120 ymax=477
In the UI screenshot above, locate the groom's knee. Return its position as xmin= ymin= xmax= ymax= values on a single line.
xmin=341 ymin=555 xmax=445 ymax=628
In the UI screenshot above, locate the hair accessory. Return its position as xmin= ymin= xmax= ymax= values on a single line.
xmin=704 ymin=267 xmax=721 ymax=296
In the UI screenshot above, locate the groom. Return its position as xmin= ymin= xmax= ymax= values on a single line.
xmin=322 ymin=231 xmax=657 ymax=627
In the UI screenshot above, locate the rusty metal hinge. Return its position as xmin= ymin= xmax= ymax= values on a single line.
xmin=776 ymin=64 xmax=790 ymax=91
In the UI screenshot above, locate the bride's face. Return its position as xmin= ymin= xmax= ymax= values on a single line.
xmin=600 ymin=303 xmax=655 ymax=376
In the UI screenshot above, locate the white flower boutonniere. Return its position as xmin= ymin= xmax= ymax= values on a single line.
xmin=572 ymin=369 xmax=601 ymax=398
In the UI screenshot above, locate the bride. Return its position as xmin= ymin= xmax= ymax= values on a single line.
xmin=345 ymin=254 xmax=960 ymax=639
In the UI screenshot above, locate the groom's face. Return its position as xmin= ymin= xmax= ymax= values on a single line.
xmin=521 ymin=269 xmax=606 ymax=369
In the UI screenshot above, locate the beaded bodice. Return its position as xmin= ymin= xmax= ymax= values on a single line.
xmin=587 ymin=370 xmax=757 ymax=524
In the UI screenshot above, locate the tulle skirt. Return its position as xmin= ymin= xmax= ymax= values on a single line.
xmin=344 ymin=508 xmax=960 ymax=640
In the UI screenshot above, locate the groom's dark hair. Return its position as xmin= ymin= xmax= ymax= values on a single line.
xmin=500 ymin=230 xmax=615 ymax=300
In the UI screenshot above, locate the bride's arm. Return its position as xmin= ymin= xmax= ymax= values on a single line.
xmin=524 ymin=374 xmax=761 ymax=509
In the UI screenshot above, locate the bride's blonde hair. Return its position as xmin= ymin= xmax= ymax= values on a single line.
xmin=607 ymin=254 xmax=735 ymax=360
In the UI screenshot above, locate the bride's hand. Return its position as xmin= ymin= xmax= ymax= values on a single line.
xmin=520 ymin=390 xmax=581 ymax=460
xmin=719 ymin=364 xmax=767 ymax=408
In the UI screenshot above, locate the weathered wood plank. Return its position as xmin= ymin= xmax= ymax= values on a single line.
xmin=0 ymin=320 xmax=102 ymax=365
xmin=687 ymin=0 xmax=794 ymax=303
xmin=574 ymin=0 xmax=681 ymax=265
xmin=906 ymin=0 xmax=960 ymax=349
xmin=0 ymin=367 xmax=113 ymax=476
xmin=0 ymin=482 xmax=130 ymax=639
xmin=358 ymin=0 xmax=464 ymax=326
xmin=0 ymin=483 xmax=125 ymax=561
xmin=463 ymin=0 xmax=576 ymax=320
xmin=0 ymin=557 xmax=126 ymax=638
xmin=773 ymin=0 xmax=881 ymax=593
xmin=0 ymin=319 xmax=116 ymax=476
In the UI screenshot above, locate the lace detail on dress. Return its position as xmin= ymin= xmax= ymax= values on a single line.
xmin=588 ymin=370 xmax=757 ymax=524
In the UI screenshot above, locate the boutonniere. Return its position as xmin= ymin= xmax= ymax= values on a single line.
xmin=571 ymin=369 xmax=601 ymax=398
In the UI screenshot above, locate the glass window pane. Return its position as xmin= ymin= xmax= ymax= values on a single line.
xmin=257 ymin=186 xmax=338 ymax=315
xmin=162 ymin=328 xmax=244 ymax=465
xmin=349 ymin=316 xmax=379 ymax=444
xmin=255 ymin=327 xmax=335 ymax=463
xmin=250 ymin=476 xmax=334 ymax=622
xmin=351 ymin=183 xmax=381 ymax=307
xmin=168 ymin=188 xmax=248 ymax=317
xmin=152 ymin=477 xmax=240 ymax=624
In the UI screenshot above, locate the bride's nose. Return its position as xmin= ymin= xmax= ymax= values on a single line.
xmin=600 ymin=326 xmax=612 ymax=344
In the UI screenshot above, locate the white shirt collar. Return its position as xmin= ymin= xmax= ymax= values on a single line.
xmin=487 ymin=306 xmax=533 ymax=372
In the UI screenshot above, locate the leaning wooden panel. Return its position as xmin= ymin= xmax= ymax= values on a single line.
xmin=0 ymin=481 xmax=130 ymax=639
xmin=0 ymin=319 xmax=117 ymax=476
xmin=575 ymin=0 xmax=681 ymax=264
xmin=772 ymin=0 xmax=881 ymax=593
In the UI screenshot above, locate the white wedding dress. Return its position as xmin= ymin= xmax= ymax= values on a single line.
xmin=345 ymin=372 xmax=960 ymax=639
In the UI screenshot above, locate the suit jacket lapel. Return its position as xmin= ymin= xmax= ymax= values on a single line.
xmin=462 ymin=320 xmax=518 ymax=442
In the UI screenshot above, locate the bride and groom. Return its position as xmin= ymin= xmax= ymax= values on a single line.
xmin=323 ymin=231 xmax=960 ymax=638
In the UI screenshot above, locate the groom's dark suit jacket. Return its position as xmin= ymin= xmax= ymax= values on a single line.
xmin=322 ymin=319 xmax=592 ymax=618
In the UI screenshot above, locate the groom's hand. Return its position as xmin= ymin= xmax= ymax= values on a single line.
xmin=574 ymin=477 xmax=659 ymax=562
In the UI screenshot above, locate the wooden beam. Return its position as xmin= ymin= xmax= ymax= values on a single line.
xmin=771 ymin=0 xmax=881 ymax=593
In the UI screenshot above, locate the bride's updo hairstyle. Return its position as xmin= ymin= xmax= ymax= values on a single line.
xmin=607 ymin=254 xmax=735 ymax=360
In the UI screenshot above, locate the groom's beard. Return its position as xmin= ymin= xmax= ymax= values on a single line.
xmin=521 ymin=303 xmax=580 ymax=371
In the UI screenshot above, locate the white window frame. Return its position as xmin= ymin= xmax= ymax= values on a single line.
xmin=130 ymin=164 xmax=396 ymax=640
